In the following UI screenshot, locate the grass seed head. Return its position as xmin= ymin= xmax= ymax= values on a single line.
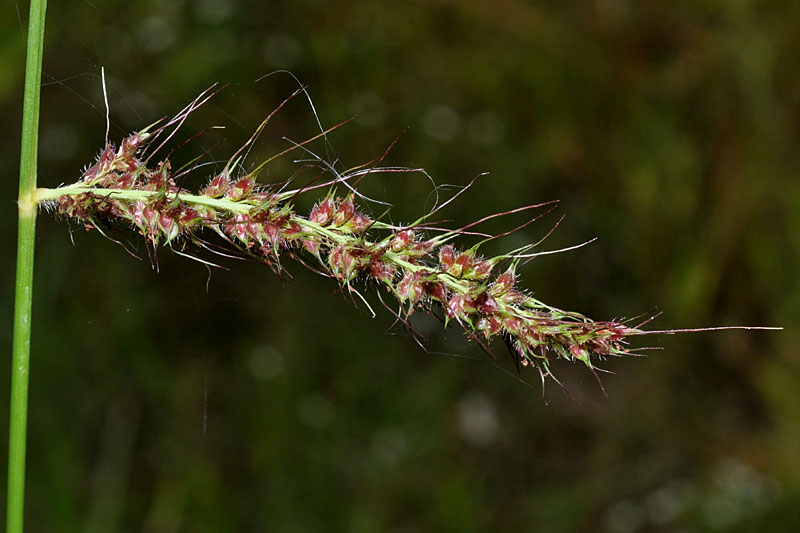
xmin=42 ymin=90 xmax=778 ymax=397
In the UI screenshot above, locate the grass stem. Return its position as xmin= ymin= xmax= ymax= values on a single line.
xmin=9 ymin=1 xmax=48 ymax=532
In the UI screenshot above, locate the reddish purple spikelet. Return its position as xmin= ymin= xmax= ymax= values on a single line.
xmin=333 ymin=195 xmax=355 ymax=227
xmin=452 ymin=250 xmax=473 ymax=278
xmin=346 ymin=212 xmax=372 ymax=234
xmin=310 ymin=196 xmax=334 ymax=226
xmin=303 ymin=239 xmax=321 ymax=256
xmin=202 ymin=173 xmax=232 ymax=198
xmin=491 ymin=270 xmax=516 ymax=296
xmin=328 ymin=244 xmax=371 ymax=281
xmin=119 ymin=132 xmax=148 ymax=159
xmin=471 ymin=259 xmax=493 ymax=280
xmin=409 ymin=240 xmax=434 ymax=258
xmin=476 ymin=315 xmax=503 ymax=336
xmin=395 ymin=271 xmax=426 ymax=304
xmin=227 ymin=176 xmax=255 ymax=201
xmin=424 ymin=280 xmax=448 ymax=303
xmin=390 ymin=229 xmax=415 ymax=252
xmin=446 ymin=293 xmax=468 ymax=319
xmin=369 ymin=259 xmax=395 ymax=283
xmin=439 ymin=245 xmax=456 ymax=270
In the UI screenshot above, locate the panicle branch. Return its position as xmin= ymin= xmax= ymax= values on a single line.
xmin=35 ymin=95 xmax=777 ymax=392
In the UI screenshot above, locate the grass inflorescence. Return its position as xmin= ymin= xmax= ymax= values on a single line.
xmin=33 ymin=87 xmax=777 ymax=395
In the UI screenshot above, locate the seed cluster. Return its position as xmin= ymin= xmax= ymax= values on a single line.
xmin=48 ymin=127 xmax=642 ymax=389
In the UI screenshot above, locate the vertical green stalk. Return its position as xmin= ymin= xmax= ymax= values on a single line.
xmin=9 ymin=1 xmax=47 ymax=532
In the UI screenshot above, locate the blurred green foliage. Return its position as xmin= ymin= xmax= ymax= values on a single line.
xmin=1 ymin=0 xmax=799 ymax=531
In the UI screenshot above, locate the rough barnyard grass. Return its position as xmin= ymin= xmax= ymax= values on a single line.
xmin=34 ymin=86 xmax=778 ymax=397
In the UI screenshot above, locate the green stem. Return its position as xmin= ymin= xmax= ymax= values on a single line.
xmin=34 ymin=185 xmax=254 ymax=213
xmin=35 ymin=185 xmax=475 ymax=294
xmin=9 ymin=1 xmax=47 ymax=532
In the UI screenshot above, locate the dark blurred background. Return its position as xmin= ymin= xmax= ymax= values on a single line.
xmin=1 ymin=0 xmax=798 ymax=531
